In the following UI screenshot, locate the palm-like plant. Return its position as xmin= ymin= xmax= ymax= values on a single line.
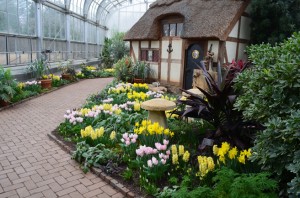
xmin=175 ymin=61 xmax=261 ymax=149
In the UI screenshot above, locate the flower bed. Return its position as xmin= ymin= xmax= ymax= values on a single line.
xmin=0 ymin=64 xmax=115 ymax=109
xmin=57 ymin=81 xmax=278 ymax=197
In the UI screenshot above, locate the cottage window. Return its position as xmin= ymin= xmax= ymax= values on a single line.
xmin=141 ymin=49 xmax=160 ymax=62
xmin=162 ymin=23 xmax=183 ymax=37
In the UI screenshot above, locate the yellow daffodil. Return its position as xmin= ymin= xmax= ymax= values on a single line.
xmin=238 ymin=153 xmax=246 ymax=164
xmin=228 ymin=147 xmax=238 ymax=159
xmin=213 ymin=145 xmax=219 ymax=155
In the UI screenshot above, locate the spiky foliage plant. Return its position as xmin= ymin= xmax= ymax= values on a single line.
xmin=175 ymin=61 xmax=261 ymax=149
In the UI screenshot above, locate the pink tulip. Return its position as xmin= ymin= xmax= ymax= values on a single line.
xmin=155 ymin=143 xmax=161 ymax=150
xmin=147 ymin=160 xmax=153 ymax=167
xmin=122 ymin=133 xmax=128 ymax=139
xmin=160 ymin=144 xmax=167 ymax=151
xmin=131 ymin=138 xmax=136 ymax=143
xmin=152 ymin=157 xmax=158 ymax=165
xmin=163 ymin=139 xmax=169 ymax=145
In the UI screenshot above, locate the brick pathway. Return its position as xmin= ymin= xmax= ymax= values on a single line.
xmin=0 ymin=78 xmax=125 ymax=198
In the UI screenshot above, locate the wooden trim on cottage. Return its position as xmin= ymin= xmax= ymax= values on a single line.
xmin=158 ymin=39 xmax=162 ymax=79
xmin=222 ymin=0 xmax=251 ymax=41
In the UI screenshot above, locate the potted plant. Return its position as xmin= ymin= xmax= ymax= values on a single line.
xmin=132 ymin=61 xmax=152 ymax=83
xmin=0 ymin=66 xmax=17 ymax=107
xmin=59 ymin=60 xmax=76 ymax=81
xmin=27 ymin=59 xmax=52 ymax=89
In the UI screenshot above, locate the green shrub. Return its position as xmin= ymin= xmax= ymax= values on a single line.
xmin=170 ymin=167 xmax=278 ymax=198
xmin=0 ymin=66 xmax=17 ymax=103
xmin=234 ymin=32 xmax=300 ymax=196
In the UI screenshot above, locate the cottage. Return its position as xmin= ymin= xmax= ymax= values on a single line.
xmin=124 ymin=0 xmax=251 ymax=90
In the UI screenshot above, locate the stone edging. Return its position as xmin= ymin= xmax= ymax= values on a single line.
xmin=47 ymin=132 xmax=135 ymax=198
xmin=0 ymin=79 xmax=86 ymax=112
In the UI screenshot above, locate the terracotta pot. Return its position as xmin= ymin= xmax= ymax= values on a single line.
xmin=133 ymin=78 xmax=144 ymax=83
xmin=61 ymin=74 xmax=73 ymax=81
xmin=0 ymin=99 xmax=10 ymax=107
xmin=40 ymin=79 xmax=52 ymax=89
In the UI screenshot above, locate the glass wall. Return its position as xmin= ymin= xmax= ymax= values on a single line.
xmin=0 ymin=0 xmax=36 ymax=35
xmin=0 ymin=0 xmax=152 ymax=79
xmin=42 ymin=6 xmax=65 ymax=39
xmin=70 ymin=16 xmax=84 ymax=42
xmin=105 ymin=0 xmax=155 ymax=37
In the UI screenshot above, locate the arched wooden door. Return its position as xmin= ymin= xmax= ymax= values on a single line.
xmin=184 ymin=43 xmax=204 ymax=89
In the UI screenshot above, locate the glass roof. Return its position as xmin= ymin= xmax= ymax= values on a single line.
xmin=63 ymin=0 xmax=154 ymax=25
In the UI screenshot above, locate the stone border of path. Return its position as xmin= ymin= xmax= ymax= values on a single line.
xmin=0 ymin=79 xmax=86 ymax=112
xmin=48 ymin=131 xmax=136 ymax=198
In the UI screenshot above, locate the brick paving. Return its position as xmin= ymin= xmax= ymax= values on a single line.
xmin=0 ymin=78 xmax=126 ymax=198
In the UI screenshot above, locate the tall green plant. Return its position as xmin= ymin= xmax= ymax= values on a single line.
xmin=109 ymin=31 xmax=129 ymax=63
xmin=0 ymin=66 xmax=17 ymax=103
xmin=234 ymin=32 xmax=300 ymax=196
xmin=100 ymin=38 xmax=114 ymax=68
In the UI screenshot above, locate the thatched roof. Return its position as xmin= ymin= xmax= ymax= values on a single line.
xmin=124 ymin=0 xmax=250 ymax=41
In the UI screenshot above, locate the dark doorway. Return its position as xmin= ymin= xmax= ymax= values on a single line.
xmin=184 ymin=43 xmax=204 ymax=89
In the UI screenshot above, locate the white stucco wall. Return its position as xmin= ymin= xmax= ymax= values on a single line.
xmin=161 ymin=62 xmax=168 ymax=81
xmin=161 ymin=41 xmax=169 ymax=59
xmin=141 ymin=41 xmax=149 ymax=48
xmin=132 ymin=41 xmax=139 ymax=62
xmin=239 ymin=16 xmax=251 ymax=40
xmin=170 ymin=63 xmax=181 ymax=82
xmin=207 ymin=40 xmax=219 ymax=62
xmin=151 ymin=41 xmax=159 ymax=49
xmin=171 ymin=40 xmax=182 ymax=59
xmin=226 ymin=41 xmax=237 ymax=62
xmin=229 ymin=21 xmax=239 ymax=38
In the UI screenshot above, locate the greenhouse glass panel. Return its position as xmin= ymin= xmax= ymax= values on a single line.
xmin=70 ymin=16 xmax=84 ymax=42
xmin=70 ymin=0 xmax=84 ymax=15
xmin=0 ymin=12 xmax=7 ymax=33
xmin=87 ymin=23 xmax=97 ymax=43
xmin=0 ymin=0 xmax=6 ymax=12
xmin=42 ymin=6 xmax=65 ymax=39
xmin=8 ymin=14 xmax=19 ymax=34
xmin=105 ymin=0 xmax=155 ymax=35
xmin=47 ymin=0 xmax=65 ymax=6
xmin=7 ymin=1 xmax=17 ymax=14
xmin=88 ymin=0 xmax=102 ymax=22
